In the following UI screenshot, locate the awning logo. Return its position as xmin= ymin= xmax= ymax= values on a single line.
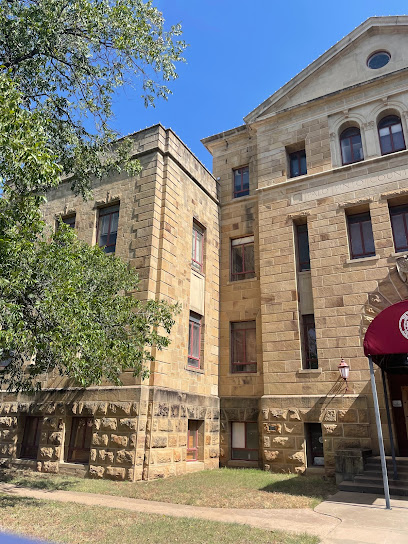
xmin=399 ymin=311 xmax=408 ymax=340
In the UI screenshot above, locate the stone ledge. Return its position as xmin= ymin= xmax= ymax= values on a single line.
xmin=344 ymin=255 xmax=380 ymax=265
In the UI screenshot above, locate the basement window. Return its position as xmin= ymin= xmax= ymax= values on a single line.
xmin=305 ymin=423 xmax=324 ymax=466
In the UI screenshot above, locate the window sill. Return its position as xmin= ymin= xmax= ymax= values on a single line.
xmin=344 ymin=255 xmax=379 ymax=265
xmin=226 ymin=277 xmax=257 ymax=286
xmin=191 ymin=267 xmax=205 ymax=278
xmin=186 ymin=366 xmax=205 ymax=374
xmin=390 ymin=251 xmax=408 ymax=258
xmin=297 ymin=368 xmax=322 ymax=375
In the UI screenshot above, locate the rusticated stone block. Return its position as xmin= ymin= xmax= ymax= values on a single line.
xmin=0 ymin=417 xmax=17 ymax=428
xmin=264 ymin=450 xmax=280 ymax=462
xmin=92 ymin=433 xmax=109 ymax=447
xmin=105 ymin=466 xmax=126 ymax=480
xmin=89 ymin=465 xmax=105 ymax=479
xmin=174 ymin=449 xmax=181 ymax=462
xmin=263 ymin=436 xmax=270 ymax=448
xmin=154 ymin=404 xmax=169 ymax=417
xmin=156 ymin=451 xmax=172 ymax=464
xmin=170 ymin=405 xmax=179 ymax=417
xmin=90 ymin=449 xmax=97 ymax=462
xmin=42 ymin=417 xmax=63 ymax=431
xmin=108 ymin=402 xmax=132 ymax=416
xmin=343 ymin=424 xmax=369 ymax=438
xmin=288 ymin=409 xmax=301 ymax=421
xmin=126 ymin=468 xmax=134 ymax=481
xmin=151 ymin=435 xmax=167 ymax=448
xmin=17 ymin=403 xmax=30 ymax=413
xmin=323 ymin=424 xmax=342 ymax=436
xmin=269 ymin=409 xmax=287 ymax=421
xmin=129 ymin=434 xmax=137 ymax=449
xmin=323 ymin=410 xmax=336 ymax=422
xmin=0 ymin=443 xmax=15 ymax=456
xmin=263 ymin=423 xmax=282 ymax=434
xmin=100 ymin=418 xmax=117 ymax=431
xmin=271 ymin=436 xmax=296 ymax=449
xmin=338 ymin=410 xmax=358 ymax=423
xmin=42 ymin=461 xmax=59 ymax=474
xmin=284 ymin=423 xmax=302 ymax=434
xmin=39 ymin=446 xmax=60 ymax=461
xmin=209 ymin=448 xmax=218 ymax=458
xmin=116 ymin=450 xmax=134 ymax=466
xmin=288 ymin=451 xmax=305 ymax=465
xmin=168 ymin=435 xmax=177 ymax=447
xmin=118 ymin=418 xmax=137 ymax=432
xmin=1 ymin=430 xmax=15 ymax=442
xmin=130 ymin=403 xmax=139 ymax=416
xmin=110 ymin=434 xmax=128 ymax=448
xmin=97 ymin=449 xmax=114 ymax=464
xmin=295 ymin=466 xmax=306 ymax=474
xmin=48 ymin=432 xmax=62 ymax=445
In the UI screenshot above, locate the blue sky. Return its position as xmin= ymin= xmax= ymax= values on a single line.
xmin=111 ymin=1 xmax=408 ymax=170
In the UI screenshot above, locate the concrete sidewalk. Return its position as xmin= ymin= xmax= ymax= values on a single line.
xmin=1 ymin=483 xmax=408 ymax=543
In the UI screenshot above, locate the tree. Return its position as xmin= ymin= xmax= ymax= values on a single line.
xmin=0 ymin=0 xmax=185 ymax=391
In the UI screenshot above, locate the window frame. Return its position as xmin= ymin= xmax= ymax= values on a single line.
xmin=230 ymin=321 xmax=257 ymax=374
xmin=67 ymin=417 xmax=93 ymax=464
xmin=289 ymin=149 xmax=307 ymax=178
xmin=231 ymin=421 xmax=259 ymax=461
xmin=187 ymin=420 xmax=199 ymax=462
xmin=191 ymin=222 xmax=204 ymax=273
xmin=347 ymin=211 xmax=376 ymax=259
xmin=233 ymin=166 xmax=249 ymax=199
xmin=340 ymin=127 xmax=364 ymax=165
xmin=295 ymin=223 xmax=311 ymax=272
xmin=97 ymin=203 xmax=120 ymax=253
xmin=389 ymin=204 xmax=408 ymax=253
xmin=230 ymin=236 xmax=255 ymax=281
xmin=61 ymin=215 xmax=76 ymax=229
xmin=302 ymin=314 xmax=318 ymax=370
xmin=188 ymin=312 xmax=202 ymax=369
xmin=378 ymin=115 xmax=406 ymax=155
xmin=20 ymin=416 xmax=42 ymax=460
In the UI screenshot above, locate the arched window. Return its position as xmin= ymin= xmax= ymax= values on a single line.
xmin=340 ymin=127 xmax=364 ymax=165
xmin=378 ymin=115 xmax=405 ymax=155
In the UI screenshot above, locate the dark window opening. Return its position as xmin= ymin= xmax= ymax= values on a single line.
xmin=20 ymin=416 xmax=42 ymax=460
xmin=61 ymin=215 xmax=76 ymax=228
xmin=231 ymin=421 xmax=259 ymax=461
xmin=302 ymin=314 xmax=318 ymax=369
xmin=378 ymin=115 xmax=405 ymax=155
xmin=231 ymin=236 xmax=255 ymax=281
xmin=390 ymin=204 xmax=408 ymax=253
xmin=305 ymin=423 xmax=324 ymax=466
xmin=296 ymin=223 xmax=310 ymax=271
xmin=188 ymin=312 xmax=202 ymax=369
xmin=187 ymin=420 xmax=201 ymax=461
xmin=98 ymin=204 xmax=119 ymax=253
xmin=67 ymin=417 xmax=93 ymax=463
xmin=347 ymin=212 xmax=375 ymax=259
xmin=231 ymin=321 xmax=256 ymax=373
xmin=340 ymin=127 xmax=364 ymax=165
xmin=233 ymin=166 xmax=249 ymax=198
xmin=192 ymin=222 xmax=204 ymax=273
xmin=367 ymin=51 xmax=390 ymax=70
xmin=289 ymin=150 xmax=307 ymax=178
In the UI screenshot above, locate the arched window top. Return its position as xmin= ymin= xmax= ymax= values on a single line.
xmin=378 ymin=115 xmax=405 ymax=155
xmin=340 ymin=126 xmax=363 ymax=165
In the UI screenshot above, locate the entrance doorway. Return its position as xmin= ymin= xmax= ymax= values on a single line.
xmin=388 ymin=374 xmax=408 ymax=456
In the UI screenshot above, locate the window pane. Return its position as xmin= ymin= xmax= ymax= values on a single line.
xmin=232 ymin=330 xmax=245 ymax=363
xmin=233 ymin=170 xmax=241 ymax=194
xmin=351 ymin=135 xmax=363 ymax=161
xmin=349 ymin=222 xmax=363 ymax=256
xmin=232 ymin=422 xmax=245 ymax=448
xmin=242 ymin=167 xmax=249 ymax=191
xmin=110 ymin=211 xmax=119 ymax=233
xmin=297 ymin=224 xmax=310 ymax=271
xmin=300 ymin=153 xmax=307 ymax=175
xmin=362 ymin=220 xmax=375 ymax=255
xmin=290 ymin=155 xmax=299 ymax=177
xmin=380 ymin=131 xmax=392 ymax=154
xmin=243 ymin=244 xmax=255 ymax=272
xmin=246 ymin=422 xmax=259 ymax=449
xmin=192 ymin=322 xmax=200 ymax=358
xmin=341 ymin=138 xmax=352 ymax=164
xmin=99 ymin=215 xmax=110 ymax=247
xmin=393 ymin=129 xmax=405 ymax=151
xmin=391 ymin=213 xmax=408 ymax=251
xmin=245 ymin=328 xmax=256 ymax=362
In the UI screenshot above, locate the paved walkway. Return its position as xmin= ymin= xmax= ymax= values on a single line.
xmin=1 ymin=484 xmax=408 ymax=543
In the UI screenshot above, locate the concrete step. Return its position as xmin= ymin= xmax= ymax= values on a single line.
xmin=369 ymin=456 xmax=408 ymax=466
xmin=354 ymin=475 xmax=408 ymax=487
xmin=362 ymin=469 xmax=408 ymax=480
xmin=339 ymin=480 xmax=408 ymax=496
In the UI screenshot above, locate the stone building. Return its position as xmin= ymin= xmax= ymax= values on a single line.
xmin=3 ymin=16 xmax=408 ymax=481
xmin=202 ymin=15 xmax=408 ymax=475
xmin=0 ymin=125 xmax=220 ymax=480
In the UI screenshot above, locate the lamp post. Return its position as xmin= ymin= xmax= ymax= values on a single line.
xmin=338 ymin=357 xmax=350 ymax=391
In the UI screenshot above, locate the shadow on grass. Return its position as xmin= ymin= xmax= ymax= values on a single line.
xmin=0 ymin=495 xmax=43 ymax=508
xmin=260 ymin=475 xmax=336 ymax=500
xmin=0 ymin=469 xmax=75 ymax=492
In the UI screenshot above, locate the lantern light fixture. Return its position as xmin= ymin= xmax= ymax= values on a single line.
xmin=338 ymin=357 xmax=350 ymax=391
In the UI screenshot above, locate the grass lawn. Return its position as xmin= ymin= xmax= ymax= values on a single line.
xmin=0 ymin=467 xmax=336 ymax=509
xmin=0 ymin=494 xmax=319 ymax=544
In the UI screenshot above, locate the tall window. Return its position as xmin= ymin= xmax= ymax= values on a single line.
xmin=187 ymin=420 xmax=200 ymax=461
xmin=340 ymin=127 xmax=364 ymax=165
xmin=390 ymin=204 xmax=408 ymax=253
xmin=378 ymin=115 xmax=405 ymax=155
xmin=67 ymin=417 xmax=93 ymax=463
xmin=302 ymin=314 xmax=318 ymax=369
xmin=231 ymin=321 xmax=256 ymax=373
xmin=231 ymin=422 xmax=258 ymax=461
xmin=98 ymin=204 xmax=119 ymax=253
xmin=289 ymin=149 xmax=307 ymax=178
xmin=20 ymin=417 xmax=42 ymax=460
xmin=233 ymin=166 xmax=249 ymax=198
xmin=191 ymin=222 xmax=204 ymax=273
xmin=231 ymin=236 xmax=255 ymax=281
xmin=347 ymin=212 xmax=375 ymax=259
xmin=62 ymin=215 xmax=76 ymax=228
xmin=296 ymin=223 xmax=310 ymax=271
xmin=188 ymin=312 xmax=201 ymax=369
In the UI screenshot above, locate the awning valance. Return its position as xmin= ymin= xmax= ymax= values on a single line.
xmin=364 ymin=300 xmax=408 ymax=356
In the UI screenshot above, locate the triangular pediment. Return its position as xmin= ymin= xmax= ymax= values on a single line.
xmin=245 ymin=16 xmax=408 ymax=124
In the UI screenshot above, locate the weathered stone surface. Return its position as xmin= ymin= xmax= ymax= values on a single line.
xmin=0 ymin=417 xmax=17 ymax=428
xmin=322 ymin=410 xmax=336 ymax=422
xmin=116 ymin=450 xmax=135 ymax=465
xmin=97 ymin=449 xmax=114 ymax=463
xmin=105 ymin=466 xmax=126 ymax=480
xmin=109 ymin=434 xmax=128 ymax=448
xmin=92 ymin=433 xmax=109 ymax=447
xmin=269 ymin=409 xmax=287 ymax=421
xmin=118 ymin=418 xmax=137 ymax=432
xmin=338 ymin=410 xmax=358 ymax=423
xmin=39 ymin=446 xmax=59 ymax=461
xmin=288 ymin=451 xmax=305 ymax=464
xmin=343 ymin=424 xmax=369 ymax=438
xmin=89 ymin=465 xmax=105 ymax=479
xmin=323 ymin=424 xmax=342 ymax=436
xmin=48 ymin=432 xmax=62 ymax=445
xmin=42 ymin=461 xmax=59 ymax=473
xmin=100 ymin=418 xmax=117 ymax=431
xmin=264 ymin=450 xmax=280 ymax=462
xmin=108 ymin=402 xmax=132 ymax=416
xmin=271 ymin=436 xmax=296 ymax=448
xmin=151 ymin=435 xmax=167 ymax=448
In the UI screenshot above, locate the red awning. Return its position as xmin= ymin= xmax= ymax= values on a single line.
xmin=364 ymin=300 xmax=408 ymax=356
